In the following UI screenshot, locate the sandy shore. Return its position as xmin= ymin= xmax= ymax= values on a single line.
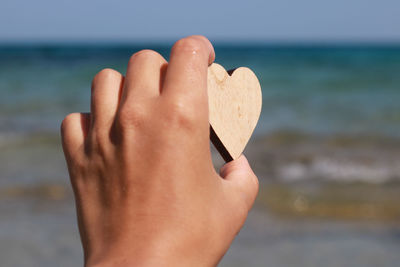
xmin=1 ymin=185 xmax=400 ymax=267
xmin=1 ymin=130 xmax=400 ymax=266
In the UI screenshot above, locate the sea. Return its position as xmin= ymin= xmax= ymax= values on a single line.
xmin=1 ymin=43 xmax=400 ymax=266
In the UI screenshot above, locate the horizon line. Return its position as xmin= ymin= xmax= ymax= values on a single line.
xmin=1 ymin=36 xmax=400 ymax=46
xmin=1 ymin=39 xmax=400 ymax=48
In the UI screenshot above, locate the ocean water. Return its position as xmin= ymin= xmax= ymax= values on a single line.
xmin=1 ymin=44 xmax=400 ymax=266
xmin=1 ymin=44 xmax=400 ymax=184
xmin=1 ymin=44 xmax=400 ymax=138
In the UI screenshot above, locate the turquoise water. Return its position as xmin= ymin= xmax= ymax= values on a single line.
xmin=1 ymin=44 xmax=400 ymax=137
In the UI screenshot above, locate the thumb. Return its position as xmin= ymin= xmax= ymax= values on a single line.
xmin=220 ymin=155 xmax=259 ymax=211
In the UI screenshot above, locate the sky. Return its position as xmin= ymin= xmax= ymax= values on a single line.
xmin=1 ymin=0 xmax=399 ymax=43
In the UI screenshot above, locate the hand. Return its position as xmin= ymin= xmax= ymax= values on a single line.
xmin=61 ymin=36 xmax=259 ymax=267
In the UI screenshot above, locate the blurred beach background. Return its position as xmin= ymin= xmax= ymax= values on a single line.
xmin=1 ymin=0 xmax=400 ymax=266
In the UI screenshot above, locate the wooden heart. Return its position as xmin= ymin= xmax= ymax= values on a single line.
xmin=207 ymin=63 xmax=262 ymax=162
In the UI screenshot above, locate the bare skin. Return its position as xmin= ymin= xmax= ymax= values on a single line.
xmin=61 ymin=35 xmax=259 ymax=267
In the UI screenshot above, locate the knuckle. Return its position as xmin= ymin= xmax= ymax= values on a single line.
xmin=117 ymin=104 xmax=148 ymax=130
xmin=130 ymin=49 xmax=161 ymax=63
xmin=60 ymin=113 xmax=78 ymax=135
xmin=164 ymin=100 xmax=197 ymax=130
xmin=92 ymin=68 xmax=121 ymax=89
xmin=172 ymin=37 xmax=205 ymax=55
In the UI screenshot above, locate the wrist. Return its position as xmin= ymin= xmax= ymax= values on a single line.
xmin=84 ymin=241 xmax=218 ymax=267
xmin=84 ymin=243 xmax=194 ymax=267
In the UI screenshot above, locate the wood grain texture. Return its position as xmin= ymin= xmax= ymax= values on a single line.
xmin=207 ymin=63 xmax=262 ymax=162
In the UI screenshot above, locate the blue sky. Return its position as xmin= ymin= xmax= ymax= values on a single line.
xmin=1 ymin=0 xmax=399 ymax=43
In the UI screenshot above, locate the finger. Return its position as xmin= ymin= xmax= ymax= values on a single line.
xmin=121 ymin=49 xmax=167 ymax=102
xmin=162 ymin=35 xmax=215 ymax=103
xmin=220 ymin=155 xmax=259 ymax=211
xmin=61 ymin=112 xmax=91 ymax=161
xmin=91 ymin=68 xmax=124 ymax=135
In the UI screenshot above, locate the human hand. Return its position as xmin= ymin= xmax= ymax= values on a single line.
xmin=61 ymin=36 xmax=259 ymax=267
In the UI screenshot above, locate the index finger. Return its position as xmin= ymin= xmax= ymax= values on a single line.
xmin=162 ymin=35 xmax=215 ymax=102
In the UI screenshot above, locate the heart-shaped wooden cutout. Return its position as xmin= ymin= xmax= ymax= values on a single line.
xmin=207 ymin=63 xmax=262 ymax=162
